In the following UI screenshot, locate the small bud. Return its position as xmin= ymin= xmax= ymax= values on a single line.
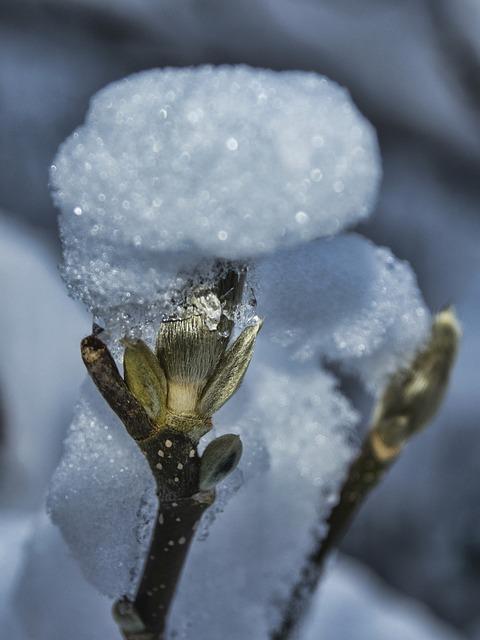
xmin=112 ymin=598 xmax=146 ymax=634
xmin=199 ymin=434 xmax=243 ymax=490
xmin=371 ymin=307 xmax=461 ymax=459
xmin=123 ymin=339 xmax=168 ymax=425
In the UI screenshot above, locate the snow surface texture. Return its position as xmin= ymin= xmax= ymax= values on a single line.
xmin=51 ymin=65 xmax=380 ymax=312
xmin=0 ymin=212 xmax=87 ymax=509
xmin=301 ymin=555 xmax=461 ymax=640
xmin=46 ymin=272 xmax=429 ymax=611
xmin=47 ymin=379 xmax=157 ymax=598
xmin=2 ymin=0 xmax=480 ymax=232
xmin=256 ymin=233 xmax=430 ymax=390
xmin=4 ymin=514 xmax=119 ymax=640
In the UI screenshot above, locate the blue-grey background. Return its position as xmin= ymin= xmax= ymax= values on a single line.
xmin=1 ymin=1 xmax=479 ymax=637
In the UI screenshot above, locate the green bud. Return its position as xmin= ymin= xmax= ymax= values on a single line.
xmin=371 ymin=307 xmax=460 ymax=459
xmin=199 ymin=434 xmax=243 ymax=490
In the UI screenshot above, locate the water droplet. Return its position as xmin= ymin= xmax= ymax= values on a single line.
xmin=218 ymin=230 xmax=228 ymax=241
xmin=226 ymin=137 xmax=238 ymax=151
xmin=73 ymin=206 xmax=82 ymax=216
xmin=295 ymin=211 xmax=309 ymax=224
xmin=310 ymin=168 xmax=323 ymax=182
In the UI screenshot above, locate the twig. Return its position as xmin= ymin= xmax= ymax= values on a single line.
xmin=113 ymin=428 xmax=214 ymax=640
xmin=273 ymin=308 xmax=461 ymax=640
xmin=271 ymin=435 xmax=391 ymax=640
xmin=81 ymin=266 xmax=261 ymax=639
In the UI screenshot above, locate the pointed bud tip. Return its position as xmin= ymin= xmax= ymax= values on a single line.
xmin=433 ymin=307 xmax=462 ymax=341
xmin=81 ymin=334 xmax=106 ymax=363
xmin=251 ymin=317 xmax=264 ymax=332
xmin=120 ymin=336 xmax=142 ymax=349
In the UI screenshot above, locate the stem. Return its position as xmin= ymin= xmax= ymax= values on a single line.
xmin=272 ymin=434 xmax=393 ymax=640
xmin=273 ymin=309 xmax=460 ymax=639
xmin=132 ymin=494 xmax=213 ymax=638
xmin=114 ymin=429 xmax=215 ymax=640
xmin=81 ymin=335 xmax=153 ymax=441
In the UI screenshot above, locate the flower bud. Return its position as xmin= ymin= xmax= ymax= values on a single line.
xmin=199 ymin=434 xmax=243 ymax=490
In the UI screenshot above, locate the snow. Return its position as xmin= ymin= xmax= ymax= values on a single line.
xmin=51 ymin=65 xmax=380 ymax=312
xmin=0 ymin=517 xmax=461 ymax=640
xmin=0 ymin=513 xmax=32 ymax=625
xmin=0 ymin=213 xmax=87 ymax=509
xmin=256 ymin=233 xmax=430 ymax=390
xmin=7 ymin=514 xmax=117 ymax=640
xmin=47 ymin=380 xmax=157 ymax=598
xmin=369 ymin=147 xmax=480 ymax=309
xmin=302 ymin=555 xmax=462 ymax=640
xmin=0 ymin=3 xmax=478 ymax=637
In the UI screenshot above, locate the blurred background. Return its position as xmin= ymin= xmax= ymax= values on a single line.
xmin=0 ymin=1 xmax=479 ymax=638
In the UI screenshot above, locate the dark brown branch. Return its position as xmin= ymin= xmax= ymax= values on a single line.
xmin=114 ymin=427 xmax=215 ymax=639
xmin=113 ymin=429 xmax=215 ymax=640
xmin=81 ymin=335 xmax=153 ymax=441
xmin=130 ymin=492 xmax=213 ymax=639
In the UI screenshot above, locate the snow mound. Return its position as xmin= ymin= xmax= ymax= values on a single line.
xmin=47 ymin=350 xmax=357 ymax=604
xmin=47 ymin=380 xmax=157 ymax=598
xmin=51 ymin=65 xmax=380 ymax=312
xmin=256 ymin=233 xmax=430 ymax=389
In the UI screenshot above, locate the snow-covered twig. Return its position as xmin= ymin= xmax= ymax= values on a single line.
xmin=273 ymin=308 xmax=461 ymax=640
xmin=81 ymin=268 xmax=260 ymax=639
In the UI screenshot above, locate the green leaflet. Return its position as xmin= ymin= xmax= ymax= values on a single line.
xmin=198 ymin=321 xmax=262 ymax=417
xmin=123 ymin=339 xmax=168 ymax=425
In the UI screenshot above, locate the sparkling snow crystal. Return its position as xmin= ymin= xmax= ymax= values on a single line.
xmin=51 ymin=65 xmax=380 ymax=313
xmin=47 ymin=65 xmax=430 ymax=636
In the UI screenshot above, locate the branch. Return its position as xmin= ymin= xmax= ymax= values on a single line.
xmin=272 ymin=308 xmax=461 ymax=640
xmin=81 ymin=335 xmax=153 ymax=441
xmin=113 ymin=427 xmax=214 ymax=640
